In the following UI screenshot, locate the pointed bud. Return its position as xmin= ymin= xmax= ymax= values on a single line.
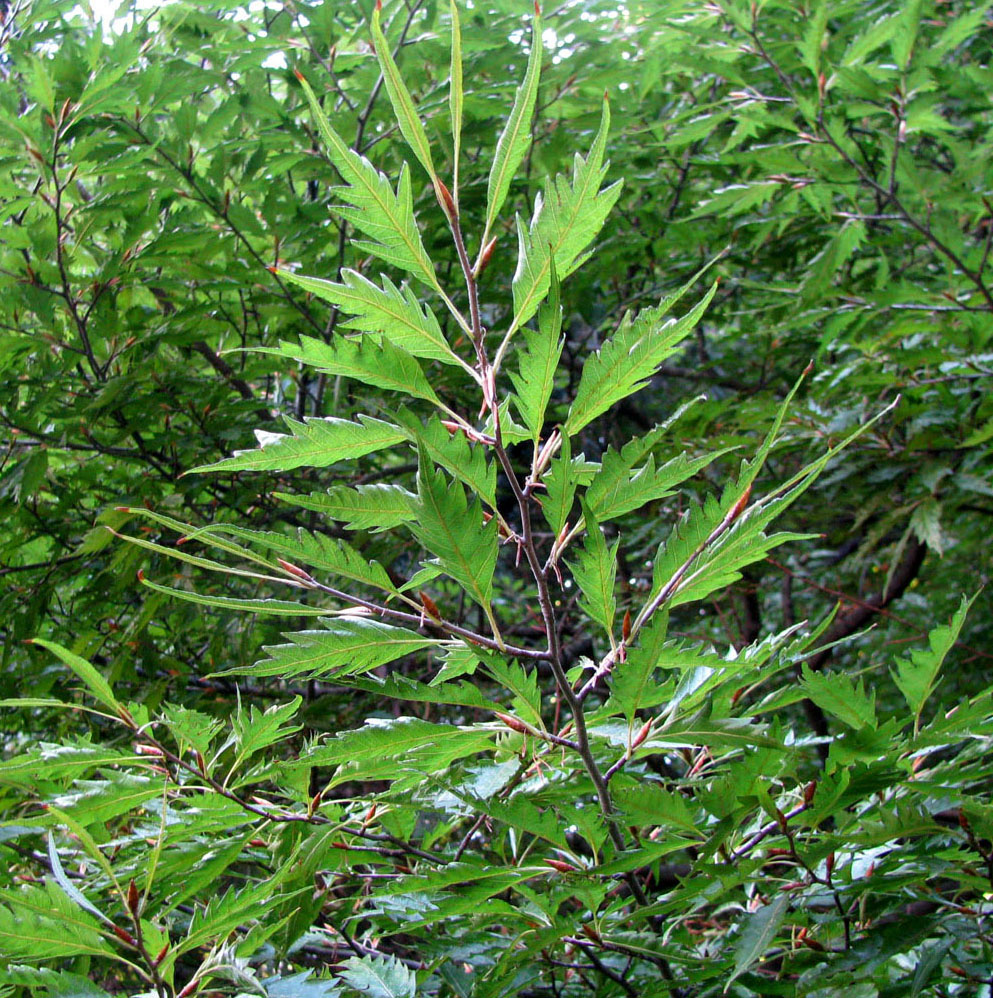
xmin=113 ymin=925 xmax=137 ymax=947
xmin=126 ymin=878 xmax=140 ymax=915
xmin=419 ymin=591 xmax=440 ymax=620
xmin=496 ymin=712 xmax=539 ymax=737
xmin=631 ymin=717 xmax=653 ymax=750
xmin=435 ymin=178 xmax=458 ymax=223
xmin=277 ymin=558 xmax=316 ymax=586
xmin=153 ymin=942 xmax=169 ymax=964
xmin=474 ymin=236 xmax=498 ymax=278
xmin=825 ymin=852 xmax=835 ymax=880
xmin=730 ymin=484 xmax=752 ymax=522
xmin=308 ymin=789 xmax=322 ymax=816
xmin=622 ymin=609 xmax=631 ymax=641
xmin=544 ymin=858 xmax=575 ymax=873
xmin=803 ymin=780 xmax=817 ymax=805
xmin=293 ymin=67 xmax=305 ymax=82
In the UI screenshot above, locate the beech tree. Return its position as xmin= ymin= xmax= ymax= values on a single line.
xmin=0 ymin=1 xmax=991 ymax=995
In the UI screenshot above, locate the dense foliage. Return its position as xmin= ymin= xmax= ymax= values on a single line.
xmin=1 ymin=0 xmax=992 ymax=995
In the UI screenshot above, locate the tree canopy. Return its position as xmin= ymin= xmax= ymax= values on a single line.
xmin=1 ymin=1 xmax=991 ymax=995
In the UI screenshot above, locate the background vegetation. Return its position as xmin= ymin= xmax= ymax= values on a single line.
xmin=0 ymin=0 xmax=991 ymax=995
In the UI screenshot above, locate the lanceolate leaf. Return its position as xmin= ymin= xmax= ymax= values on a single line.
xmin=567 ymin=500 xmax=618 ymax=640
xmin=449 ymin=0 xmax=463 ymax=198
xmin=586 ymin=438 xmax=731 ymax=524
xmin=263 ymin=336 xmax=441 ymax=406
xmin=300 ymin=716 xmax=493 ymax=769
xmin=203 ymin=524 xmax=397 ymax=593
xmin=275 ymin=483 xmax=418 ymax=532
xmin=799 ymin=665 xmax=877 ymax=730
xmin=506 ymin=95 xmax=622 ymax=344
xmin=565 ymin=279 xmax=718 ymax=435
xmin=510 ymin=256 xmax=563 ymax=441
xmin=277 ymin=269 xmax=461 ymax=366
xmin=411 ymin=446 xmax=499 ymax=618
xmin=371 ymin=2 xmax=437 ymax=183
xmin=727 ymin=894 xmax=790 ymax=989
xmin=295 ymin=71 xmax=438 ymax=288
xmin=395 ymin=411 xmax=496 ymax=506
xmin=28 ymin=640 xmax=122 ymax=716
xmin=484 ymin=4 xmax=542 ymax=246
xmin=213 ymin=617 xmax=442 ymax=680
xmin=190 ymin=415 xmax=405 ymax=474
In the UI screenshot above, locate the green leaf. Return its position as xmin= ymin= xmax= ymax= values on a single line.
xmin=263 ymin=336 xmax=441 ymax=406
xmin=204 ymin=524 xmax=397 ymax=593
xmin=411 ymin=445 xmax=499 ymax=620
xmin=46 ymin=834 xmax=112 ymax=927
xmin=370 ymin=2 xmax=436 ymax=182
xmin=449 ymin=0 xmax=463 ymax=197
xmin=277 ymin=269 xmax=461 ymax=366
xmin=295 ymin=71 xmax=438 ymax=288
xmin=137 ymin=578 xmax=333 ymax=617
xmin=586 ymin=430 xmax=729 ymax=524
xmin=484 ymin=5 xmax=542 ymax=245
xmin=340 ymin=953 xmax=416 ymax=998
xmin=190 ymin=415 xmax=405 ymax=474
xmin=541 ymin=436 xmax=598 ymax=536
xmin=509 ymin=256 xmax=563 ymax=441
xmin=507 ymin=94 xmax=622 ymax=342
xmin=214 ymin=617 xmax=442 ymax=680
xmin=231 ymin=697 xmax=303 ymax=764
xmin=395 ymin=411 xmax=496 ymax=506
xmin=0 ymin=884 xmax=116 ymax=961
xmin=276 ymin=483 xmax=417 ymax=532
xmin=28 ymin=640 xmax=123 ymax=717
xmin=0 ymin=966 xmax=111 ymax=998
xmin=299 ymin=717 xmax=493 ymax=768
xmin=567 ymin=499 xmax=618 ymax=640
xmin=565 ymin=279 xmax=717 ymax=435
xmin=892 ymin=593 xmax=976 ymax=732
xmin=799 ymin=664 xmax=877 ymax=730
xmin=263 ymin=972 xmax=341 ymax=998
xmin=726 ymin=893 xmax=790 ymax=990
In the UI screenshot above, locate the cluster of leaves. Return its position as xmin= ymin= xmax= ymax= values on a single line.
xmin=1 ymin=0 xmax=992 ymax=996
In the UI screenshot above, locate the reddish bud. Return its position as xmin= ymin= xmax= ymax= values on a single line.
xmin=293 ymin=67 xmax=305 ymax=82
xmin=436 ymin=179 xmax=458 ymax=223
xmin=153 ymin=941 xmax=169 ymax=964
xmin=495 ymin=711 xmax=532 ymax=735
xmin=535 ymin=1 xmax=541 ymax=15
xmin=137 ymin=569 xmax=145 ymax=582
xmin=113 ymin=925 xmax=137 ymax=946
xmin=622 ymin=609 xmax=631 ymax=641
xmin=277 ymin=558 xmax=316 ymax=585
xmin=803 ymin=780 xmax=817 ymax=805
xmin=825 ymin=851 xmax=835 ymax=880
xmin=419 ymin=591 xmax=440 ymax=620
xmin=730 ymin=484 xmax=752 ymax=522
xmin=126 ymin=878 xmax=140 ymax=915
xmin=631 ymin=717 xmax=653 ymax=750
xmin=580 ymin=922 xmax=601 ymax=942
xmin=475 ymin=236 xmax=498 ymax=278
xmin=308 ymin=790 xmax=322 ymax=815
xmin=545 ymin=859 xmax=575 ymax=873
xmin=364 ymin=803 xmax=377 ymax=824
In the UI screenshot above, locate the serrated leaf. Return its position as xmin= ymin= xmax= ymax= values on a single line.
xmin=892 ymin=593 xmax=976 ymax=732
xmin=299 ymin=717 xmax=493 ymax=768
xmin=340 ymin=954 xmax=416 ymax=998
xmin=509 ymin=257 xmax=563 ymax=440
xmin=371 ymin=3 xmax=436 ymax=183
xmin=190 ymin=414 xmax=405 ymax=474
xmin=565 ymin=279 xmax=717 ymax=435
xmin=296 ymin=71 xmax=437 ymax=287
xmin=395 ymin=411 xmax=496 ymax=505
xmin=0 ymin=885 xmax=115 ymax=961
xmin=607 ymin=616 xmax=670 ymax=720
xmin=278 ymin=269 xmax=460 ymax=366
xmin=262 ymin=336 xmax=440 ymax=406
xmin=484 ymin=5 xmax=541 ymax=244
xmin=231 ymin=697 xmax=303 ymax=763
xmin=206 ymin=524 xmax=397 ymax=593
xmin=276 ymin=483 xmax=417 ymax=532
xmin=50 ymin=771 xmax=165 ymax=825
xmin=0 ymin=966 xmax=111 ymax=998
xmin=508 ymin=95 xmax=621 ymax=341
xmin=411 ymin=446 xmax=498 ymax=619
xmin=540 ymin=436 xmax=599 ymax=535
xmin=46 ymin=834 xmax=111 ymax=926
xmin=799 ymin=664 xmax=877 ymax=730
xmin=586 ymin=433 xmax=729 ymax=523
xmin=567 ymin=500 xmax=618 ymax=640
xmin=214 ymin=617 xmax=442 ymax=680
xmin=137 ymin=577 xmax=332 ymax=617
xmin=725 ymin=894 xmax=790 ymax=990
xmin=263 ymin=971 xmax=341 ymax=998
